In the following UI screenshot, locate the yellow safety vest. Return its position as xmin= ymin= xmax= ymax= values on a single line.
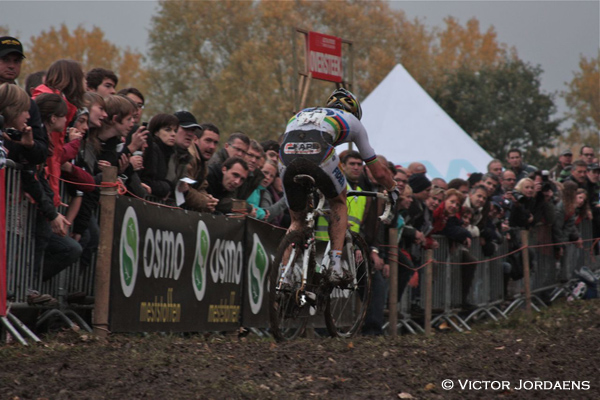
xmin=315 ymin=184 xmax=367 ymax=241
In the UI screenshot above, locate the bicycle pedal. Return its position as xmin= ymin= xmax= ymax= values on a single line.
xmin=299 ymin=291 xmax=317 ymax=307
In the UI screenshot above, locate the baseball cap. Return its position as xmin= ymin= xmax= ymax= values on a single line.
xmin=587 ymin=162 xmax=600 ymax=171
xmin=174 ymin=111 xmax=201 ymax=129
xmin=0 ymin=36 xmax=25 ymax=58
xmin=560 ymin=149 xmax=573 ymax=156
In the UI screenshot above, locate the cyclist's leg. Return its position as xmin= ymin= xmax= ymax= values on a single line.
xmin=314 ymin=157 xmax=347 ymax=279
xmin=279 ymin=160 xmax=310 ymax=266
xmin=281 ymin=209 xmax=307 ymax=268
xmin=288 ymin=209 xmax=307 ymax=234
xmin=327 ymin=190 xmax=348 ymax=275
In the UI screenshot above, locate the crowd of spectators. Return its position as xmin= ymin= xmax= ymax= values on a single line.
xmin=354 ymin=145 xmax=600 ymax=334
xmin=1 ymin=36 xmax=597 ymax=331
xmin=0 ymin=36 xmax=289 ymax=304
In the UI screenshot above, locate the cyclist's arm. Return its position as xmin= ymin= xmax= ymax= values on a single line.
xmin=346 ymin=116 xmax=396 ymax=192
xmin=366 ymin=158 xmax=396 ymax=192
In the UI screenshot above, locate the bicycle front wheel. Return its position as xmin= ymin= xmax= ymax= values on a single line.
xmin=268 ymin=230 xmax=314 ymax=342
xmin=324 ymin=231 xmax=372 ymax=338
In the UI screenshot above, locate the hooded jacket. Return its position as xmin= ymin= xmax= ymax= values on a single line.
xmin=31 ymin=84 xmax=77 ymax=207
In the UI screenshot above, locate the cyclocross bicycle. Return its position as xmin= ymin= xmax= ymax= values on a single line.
xmin=268 ymin=174 xmax=391 ymax=341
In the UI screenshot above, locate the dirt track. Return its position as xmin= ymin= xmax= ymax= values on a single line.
xmin=1 ymin=299 xmax=599 ymax=399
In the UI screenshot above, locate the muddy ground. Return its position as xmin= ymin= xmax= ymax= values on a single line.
xmin=1 ymin=299 xmax=599 ymax=400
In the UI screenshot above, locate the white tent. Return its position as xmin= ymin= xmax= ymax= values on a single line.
xmin=361 ymin=64 xmax=492 ymax=180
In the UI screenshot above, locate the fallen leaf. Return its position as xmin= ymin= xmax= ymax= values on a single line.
xmin=274 ymin=372 xmax=281 ymax=378
xmin=495 ymin=346 xmax=505 ymax=350
xmin=259 ymin=384 xmax=271 ymax=391
xmin=398 ymin=393 xmax=414 ymax=399
xmin=424 ymin=383 xmax=436 ymax=391
xmin=347 ymin=342 xmax=354 ymax=349
xmin=516 ymin=339 xmax=522 ymax=342
xmin=328 ymin=357 xmax=336 ymax=364
xmin=383 ymin=351 xmax=390 ymax=357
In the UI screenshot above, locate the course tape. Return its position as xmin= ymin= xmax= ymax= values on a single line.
xmin=382 ymin=237 xmax=599 ymax=271
xmin=51 ymin=174 xmax=600 ymax=268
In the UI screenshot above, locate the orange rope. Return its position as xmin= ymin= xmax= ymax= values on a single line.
xmin=380 ymin=237 xmax=600 ymax=267
xmin=431 ymin=246 xmax=527 ymax=266
xmin=385 ymin=256 xmax=433 ymax=272
xmin=52 ymin=173 xmax=600 ymax=260
xmin=54 ymin=174 xmax=184 ymax=210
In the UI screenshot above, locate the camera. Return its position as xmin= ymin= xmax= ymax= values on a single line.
xmin=5 ymin=127 xmax=23 ymax=142
xmin=541 ymin=170 xmax=550 ymax=182
xmin=512 ymin=191 xmax=525 ymax=203
xmin=1 ymin=115 xmax=23 ymax=141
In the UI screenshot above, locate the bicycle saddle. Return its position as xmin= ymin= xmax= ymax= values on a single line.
xmin=293 ymin=174 xmax=315 ymax=186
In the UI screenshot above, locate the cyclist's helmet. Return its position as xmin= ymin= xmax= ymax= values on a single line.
xmin=326 ymin=88 xmax=362 ymax=120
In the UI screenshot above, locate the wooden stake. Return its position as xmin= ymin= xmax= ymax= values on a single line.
xmin=521 ymin=230 xmax=532 ymax=316
xmin=388 ymin=228 xmax=398 ymax=337
xmin=297 ymin=74 xmax=305 ymax=109
xmin=93 ymin=167 xmax=118 ymax=337
xmin=424 ymin=249 xmax=434 ymax=336
xmin=299 ymin=72 xmax=312 ymax=110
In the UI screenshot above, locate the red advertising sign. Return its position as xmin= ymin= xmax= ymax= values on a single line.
xmin=307 ymin=31 xmax=343 ymax=83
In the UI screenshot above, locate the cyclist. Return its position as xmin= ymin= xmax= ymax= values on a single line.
xmin=279 ymin=88 xmax=399 ymax=286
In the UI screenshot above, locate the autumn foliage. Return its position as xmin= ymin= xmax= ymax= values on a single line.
xmin=143 ymin=0 xmax=515 ymax=142
xmin=9 ymin=0 xmax=586 ymax=161
xmin=562 ymin=52 xmax=600 ymax=148
xmin=19 ymin=23 xmax=146 ymax=91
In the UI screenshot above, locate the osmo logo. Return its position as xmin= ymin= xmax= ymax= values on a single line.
xmin=192 ymin=221 xmax=210 ymax=301
xmin=248 ymin=233 xmax=268 ymax=314
xmin=119 ymin=207 xmax=139 ymax=297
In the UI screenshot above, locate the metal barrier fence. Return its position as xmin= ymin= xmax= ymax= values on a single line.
xmin=388 ymin=220 xmax=599 ymax=333
xmin=4 ymin=162 xmax=38 ymax=305
xmin=3 ymin=158 xmax=600 ymax=340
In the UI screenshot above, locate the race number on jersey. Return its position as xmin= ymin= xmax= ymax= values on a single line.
xmin=296 ymin=109 xmax=326 ymax=126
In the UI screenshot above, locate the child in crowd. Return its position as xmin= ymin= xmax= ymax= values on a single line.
xmin=461 ymin=205 xmax=480 ymax=238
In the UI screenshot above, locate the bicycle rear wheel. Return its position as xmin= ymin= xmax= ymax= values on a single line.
xmin=268 ymin=231 xmax=314 ymax=341
xmin=324 ymin=231 xmax=372 ymax=338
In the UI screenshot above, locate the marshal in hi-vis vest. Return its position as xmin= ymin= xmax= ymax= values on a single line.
xmin=315 ymin=184 xmax=367 ymax=241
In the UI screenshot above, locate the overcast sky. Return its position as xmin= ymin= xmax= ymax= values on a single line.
xmin=1 ymin=0 xmax=598 ymax=120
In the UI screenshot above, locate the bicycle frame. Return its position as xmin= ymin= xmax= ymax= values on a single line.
xmin=276 ymin=192 xmax=326 ymax=296
xmin=276 ymin=187 xmax=386 ymax=296
xmin=270 ymin=176 xmax=392 ymax=340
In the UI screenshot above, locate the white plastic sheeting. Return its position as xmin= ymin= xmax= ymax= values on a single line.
xmin=361 ymin=64 xmax=492 ymax=180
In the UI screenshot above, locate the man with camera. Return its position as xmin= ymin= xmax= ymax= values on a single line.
xmin=0 ymin=36 xmax=47 ymax=166
xmin=1 ymin=37 xmax=76 ymax=304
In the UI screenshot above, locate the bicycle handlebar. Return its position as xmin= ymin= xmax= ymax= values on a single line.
xmin=347 ymin=190 xmax=393 ymax=223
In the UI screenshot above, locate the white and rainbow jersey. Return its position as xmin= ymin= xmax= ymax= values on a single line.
xmin=283 ymin=107 xmax=377 ymax=165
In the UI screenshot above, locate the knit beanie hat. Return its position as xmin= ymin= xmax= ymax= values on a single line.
xmin=467 ymin=172 xmax=483 ymax=187
xmin=409 ymin=173 xmax=431 ymax=194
